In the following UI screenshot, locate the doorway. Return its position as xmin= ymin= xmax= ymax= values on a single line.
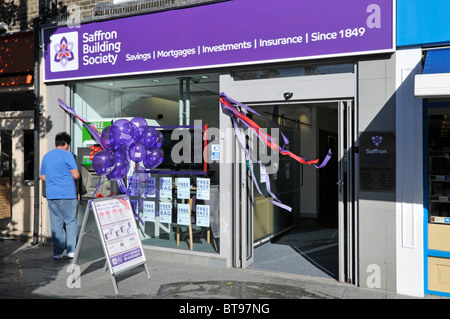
xmin=231 ymin=100 xmax=355 ymax=283
xmin=0 ymin=113 xmax=35 ymax=237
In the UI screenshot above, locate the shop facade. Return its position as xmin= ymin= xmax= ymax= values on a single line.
xmin=397 ymin=0 xmax=450 ymax=297
xmin=38 ymin=0 xmax=407 ymax=294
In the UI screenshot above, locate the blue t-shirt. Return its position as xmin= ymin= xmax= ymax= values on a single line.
xmin=40 ymin=149 xmax=78 ymax=199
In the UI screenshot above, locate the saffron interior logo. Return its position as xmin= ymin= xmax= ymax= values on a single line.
xmin=50 ymin=31 xmax=79 ymax=72
xmin=371 ymin=135 xmax=383 ymax=147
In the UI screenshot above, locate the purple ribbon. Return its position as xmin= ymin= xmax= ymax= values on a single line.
xmin=220 ymin=92 xmax=332 ymax=212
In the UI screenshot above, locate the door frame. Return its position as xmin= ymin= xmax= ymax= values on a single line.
xmin=229 ymin=99 xmax=357 ymax=284
xmin=338 ymin=100 xmax=357 ymax=284
xmin=0 ymin=111 xmax=34 ymax=236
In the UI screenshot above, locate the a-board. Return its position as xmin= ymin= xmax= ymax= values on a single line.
xmin=72 ymin=194 xmax=150 ymax=294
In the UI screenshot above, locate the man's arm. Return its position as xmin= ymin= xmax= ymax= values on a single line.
xmin=71 ymin=169 xmax=80 ymax=180
xmin=39 ymin=175 xmax=45 ymax=181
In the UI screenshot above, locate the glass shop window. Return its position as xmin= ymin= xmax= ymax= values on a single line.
xmin=427 ymin=107 xmax=450 ymax=225
xmin=72 ymin=73 xmax=220 ymax=253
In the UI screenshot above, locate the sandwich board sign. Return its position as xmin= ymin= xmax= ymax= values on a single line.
xmin=72 ymin=194 xmax=150 ymax=294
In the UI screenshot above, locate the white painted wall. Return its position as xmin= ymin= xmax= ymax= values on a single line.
xmin=395 ymin=47 xmax=424 ymax=297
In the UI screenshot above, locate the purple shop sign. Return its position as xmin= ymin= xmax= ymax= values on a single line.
xmin=43 ymin=0 xmax=393 ymax=82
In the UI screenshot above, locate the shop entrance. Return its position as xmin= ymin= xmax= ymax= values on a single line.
xmin=231 ymin=98 xmax=355 ymax=283
xmin=224 ymin=64 xmax=357 ymax=283
xmin=0 ymin=113 xmax=35 ymax=237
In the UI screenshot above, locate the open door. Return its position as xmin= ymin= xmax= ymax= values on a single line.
xmin=233 ymin=134 xmax=254 ymax=268
xmin=338 ymin=100 xmax=357 ymax=284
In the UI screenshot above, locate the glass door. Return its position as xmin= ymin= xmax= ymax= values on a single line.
xmin=338 ymin=101 xmax=356 ymax=284
xmin=233 ymin=123 xmax=254 ymax=268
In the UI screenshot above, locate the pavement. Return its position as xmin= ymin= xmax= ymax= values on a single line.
xmin=0 ymin=237 xmax=446 ymax=303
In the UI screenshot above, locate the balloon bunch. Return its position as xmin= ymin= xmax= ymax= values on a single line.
xmin=91 ymin=117 xmax=164 ymax=180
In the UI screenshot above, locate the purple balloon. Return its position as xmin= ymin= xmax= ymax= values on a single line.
xmin=143 ymin=147 xmax=164 ymax=169
xmin=155 ymin=130 xmax=164 ymax=148
xmin=114 ymin=144 xmax=130 ymax=161
xmin=101 ymin=125 xmax=121 ymax=151
xmin=131 ymin=123 xmax=140 ymax=144
xmin=141 ymin=126 xmax=158 ymax=150
xmin=130 ymin=117 xmax=148 ymax=139
xmin=129 ymin=140 xmax=147 ymax=162
xmin=106 ymin=156 xmax=130 ymax=181
xmin=112 ymin=119 xmax=135 ymax=146
xmin=92 ymin=150 xmax=114 ymax=176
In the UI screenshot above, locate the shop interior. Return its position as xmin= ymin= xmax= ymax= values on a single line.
xmin=248 ymin=102 xmax=339 ymax=279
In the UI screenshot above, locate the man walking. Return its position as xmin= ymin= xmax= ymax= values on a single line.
xmin=40 ymin=132 xmax=80 ymax=259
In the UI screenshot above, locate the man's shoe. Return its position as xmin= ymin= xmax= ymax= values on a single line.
xmin=53 ymin=252 xmax=65 ymax=259
xmin=66 ymin=252 xmax=75 ymax=258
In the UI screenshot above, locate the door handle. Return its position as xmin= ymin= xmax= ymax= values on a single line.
xmin=336 ymin=180 xmax=344 ymax=192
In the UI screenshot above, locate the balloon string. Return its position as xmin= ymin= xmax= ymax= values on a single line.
xmin=87 ymin=177 xmax=108 ymax=210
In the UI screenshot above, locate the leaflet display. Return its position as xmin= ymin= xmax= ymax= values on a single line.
xmin=91 ymin=195 xmax=147 ymax=273
xmin=73 ymin=194 xmax=150 ymax=294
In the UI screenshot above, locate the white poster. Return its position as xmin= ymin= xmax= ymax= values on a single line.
xmin=129 ymin=175 xmax=140 ymax=196
xmin=142 ymin=200 xmax=155 ymax=222
xmin=196 ymin=204 xmax=210 ymax=227
xmin=159 ymin=202 xmax=172 ymax=223
xmin=177 ymin=203 xmax=191 ymax=226
xmin=196 ymin=178 xmax=210 ymax=200
xmin=159 ymin=177 xmax=172 ymax=199
xmin=144 ymin=176 xmax=156 ymax=198
xmin=177 ymin=178 xmax=190 ymax=199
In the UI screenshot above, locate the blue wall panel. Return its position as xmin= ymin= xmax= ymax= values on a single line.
xmin=397 ymin=0 xmax=450 ymax=46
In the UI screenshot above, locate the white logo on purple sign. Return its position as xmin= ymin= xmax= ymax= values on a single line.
xmin=50 ymin=31 xmax=79 ymax=72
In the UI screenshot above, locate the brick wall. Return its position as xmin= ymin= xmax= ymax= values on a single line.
xmin=1 ymin=0 xmax=216 ymax=32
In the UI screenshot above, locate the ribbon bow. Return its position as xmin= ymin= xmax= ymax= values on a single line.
xmin=89 ymin=145 xmax=103 ymax=160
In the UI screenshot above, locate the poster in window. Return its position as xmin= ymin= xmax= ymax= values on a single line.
xmin=196 ymin=204 xmax=210 ymax=227
xmin=144 ymin=176 xmax=156 ymax=198
xmin=177 ymin=203 xmax=190 ymax=226
xmin=159 ymin=202 xmax=172 ymax=223
xmin=159 ymin=177 xmax=172 ymax=198
xmin=177 ymin=178 xmax=190 ymax=199
xmin=196 ymin=178 xmax=210 ymax=200
xmin=142 ymin=200 xmax=155 ymax=222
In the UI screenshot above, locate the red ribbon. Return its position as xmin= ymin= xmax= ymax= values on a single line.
xmin=220 ymin=96 xmax=319 ymax=166
xmin=89 ymin=145 xmax=103 ymax=160
xmin=96 ymin=192 xmax=115 ymax=198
